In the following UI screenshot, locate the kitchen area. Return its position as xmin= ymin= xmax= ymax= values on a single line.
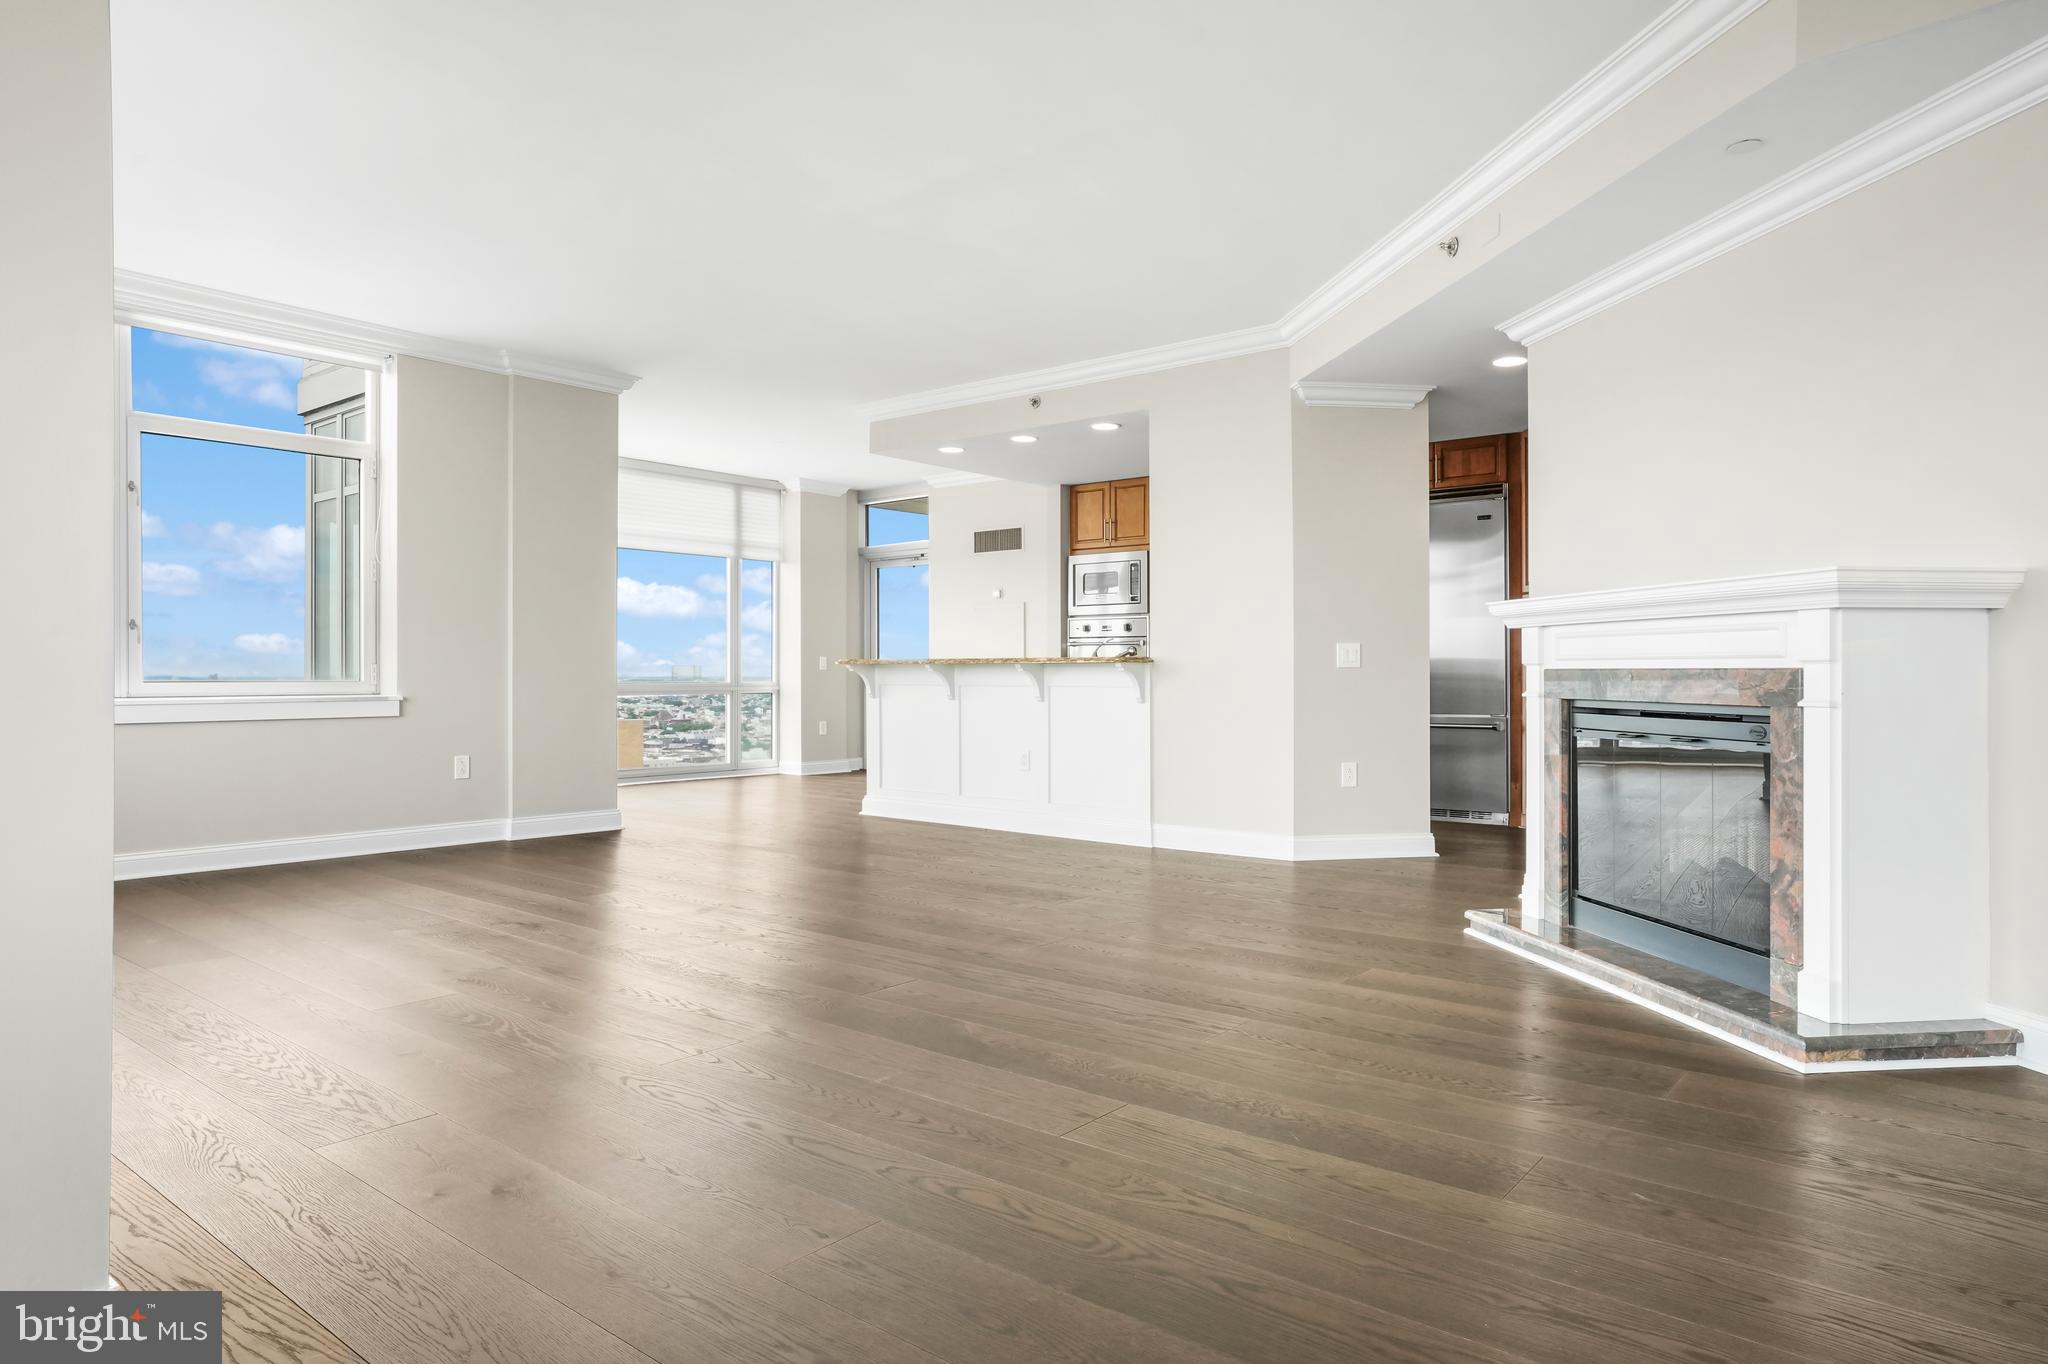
xmin=843 ymin=413 xmax=1158 ymax=845
xmin=1427 ymin=430 xmax=1528 ymax=828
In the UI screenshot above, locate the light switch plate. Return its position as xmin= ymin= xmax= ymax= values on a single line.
xmin=1335 ymin=642 xmax=1361 ymax=669
xmin=817 ymin=721 xmax=828 ymax=736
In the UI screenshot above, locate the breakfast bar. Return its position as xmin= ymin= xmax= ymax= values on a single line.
xmin=841 ymin=657 xmax=1153 ymax=846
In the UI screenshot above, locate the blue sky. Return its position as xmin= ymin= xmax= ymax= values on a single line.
xmin=616 ymin=549 xmax=774 ymax=683
xmin=133 ymin=328 xmax=363 ymax=680
xmin=866 ymin=502 xmax=929 ymax=658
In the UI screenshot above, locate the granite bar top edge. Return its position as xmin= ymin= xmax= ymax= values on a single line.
xmin=837 ymin=657 xmax=1152 ymax=666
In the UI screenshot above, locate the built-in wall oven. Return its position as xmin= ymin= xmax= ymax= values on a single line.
xmin=1069 ymin=550 xmax=1148 ymax=617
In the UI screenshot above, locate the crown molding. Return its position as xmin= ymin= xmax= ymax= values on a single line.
xmin=855 ymin=323 xmax=1285 ymax=423
xmin=1489 ymin=567 xmax=2026 ymax=628
xmin=1278 ymin=0 xmax=1767 ymax=345
xmin=923 ymin=470 xmax=1000 ymax=489
xmin=795 ymin=477 xmax=853 ymax=497
xmin=854 ymin=1 xmax=1762 ymax=426
xmin=1500 ymin=34 xmax=2048 ymax=346
xmin=1293 ymin=381 xmax=1434 ymax=409
xmin=114 ymin=270 xmax=639 ymax=395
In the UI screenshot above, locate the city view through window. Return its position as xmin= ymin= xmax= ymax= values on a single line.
xmin=617 ymin=547 xmax=775 ymax=771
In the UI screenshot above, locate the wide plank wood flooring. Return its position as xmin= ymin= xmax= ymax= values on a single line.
xmin=110 ymin=773 xmax=2048 ymax=1363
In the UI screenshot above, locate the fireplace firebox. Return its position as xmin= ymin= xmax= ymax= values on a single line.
xmin=1569 ymin=700 xmax=1772 ymax=993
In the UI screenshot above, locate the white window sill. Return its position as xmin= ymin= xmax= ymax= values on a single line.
xmin=115 ymin=695 xmax=404 ymax=725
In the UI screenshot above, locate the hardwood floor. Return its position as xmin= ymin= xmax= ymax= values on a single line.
xmin=109 ymin=774 xmax=2048 ymax=1364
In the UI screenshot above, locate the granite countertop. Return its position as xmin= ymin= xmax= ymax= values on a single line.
xmin=837 ymin=657 xmax=1151 ymax=666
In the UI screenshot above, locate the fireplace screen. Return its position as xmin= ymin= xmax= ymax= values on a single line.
xmin=1570 ymin=702 xmax=1771 ymax=992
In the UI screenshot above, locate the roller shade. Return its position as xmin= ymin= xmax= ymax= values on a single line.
xmin=619 ymin=461 xmax=781 ymax=561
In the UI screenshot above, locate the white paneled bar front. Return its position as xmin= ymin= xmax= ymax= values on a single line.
xmin=843 ymin=659 xmax=1152 ymax=846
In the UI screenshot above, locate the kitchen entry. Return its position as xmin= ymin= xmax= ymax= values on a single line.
xmin=1428 ymin=492 xmax=1511 ymax=821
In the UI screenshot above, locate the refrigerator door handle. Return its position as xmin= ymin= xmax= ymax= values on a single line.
xmin=1430 ymin=714 xmax=1506 ymax=730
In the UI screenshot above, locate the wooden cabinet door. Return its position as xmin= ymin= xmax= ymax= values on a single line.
xmin=1431 ymin=434 xmax=1510 ymax=490
xmin=1069 ymin=482 xmax=1112 ymax=552
xmin=1109 ymin=478 xmax=1149 ymax=547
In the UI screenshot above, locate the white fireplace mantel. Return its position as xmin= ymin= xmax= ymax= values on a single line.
xmin=1491 ymin=566 xmax=2023 ymax=1027
xmin=1491 ymin=567 xmax=2023 ymax=629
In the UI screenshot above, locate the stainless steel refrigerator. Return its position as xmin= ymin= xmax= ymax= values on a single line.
xmin=1429 ymin=494 xmax=1510 ymax=820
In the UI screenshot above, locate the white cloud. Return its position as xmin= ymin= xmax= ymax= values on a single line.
xmin=618 ymin=576 xmax=714 ymax=618
xmin=741 ymin=601 xmax=773 ymax=633
xmin=207 ymin=522 xmax=305 ymax=582
xmin=140 ymin=511 xmax=166 ymax=538
xmin=234 ymin=632 xmax=297 ymax=655
xmin=155 ymin=333 xmax=301 ymax=411
xmin=739 ymin=565 xmax=773 ymax=593
xmin=140 ymin=561 xmax=202 ymax=596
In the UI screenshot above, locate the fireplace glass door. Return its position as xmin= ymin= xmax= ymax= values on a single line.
xmin=1570 ymin=702 xmax=1771 ymax=993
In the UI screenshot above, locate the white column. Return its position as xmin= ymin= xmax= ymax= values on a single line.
xmin=1 ymin=0 xmax=116 ymax=1289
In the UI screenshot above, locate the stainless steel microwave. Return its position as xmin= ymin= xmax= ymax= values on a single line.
xmin=1069 ymin=550 xmax=1148 ymax=616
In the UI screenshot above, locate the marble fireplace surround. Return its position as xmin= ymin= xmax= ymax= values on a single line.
xmin=1540 ymin=667 xmax=1804 ymax=1005
xmin=1477 ymin=567 xmax=2026 ymax=1072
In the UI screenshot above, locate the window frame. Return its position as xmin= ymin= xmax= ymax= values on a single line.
xmin=615 ymin=552 xmax=780 ymax=782
xmin=858 ymin=495 xmax=930 ymax=660
xmin=115 ymin=324 xmax=385 ymax=701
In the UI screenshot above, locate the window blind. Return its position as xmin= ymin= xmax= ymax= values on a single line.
xmin=619 ymin=462 xmax=782 ymax=561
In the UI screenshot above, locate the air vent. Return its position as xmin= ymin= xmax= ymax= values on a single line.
xmin=973 ymin=527 xmax=1023 ymax=553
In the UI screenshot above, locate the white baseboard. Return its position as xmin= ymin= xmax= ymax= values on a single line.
xmin=1291 ymin=832 xmax=1438 ymax=861
xmin=1985 ymin=1004 xmax=2047 ymax=1075
xmin=115 ymin=808 xmax=621 ymax=880
xmin=862 ymin=793 xmax=1151 ymax=848
xmin=1152 ymin=824 xmax=1293 ymax=859
xmin=779 ymin=757 xmax=864 ymax=776
xmin=506 ymin=808 xmax=624 ymax=841
xmin=1154 ymin=824 xmax=1438 ymax=862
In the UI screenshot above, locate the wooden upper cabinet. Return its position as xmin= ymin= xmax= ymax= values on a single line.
xmin=1069 ymin=477 xmax=1148 ymax=552
xmin=1110 ymin=479 xmax=1148 ymax=548
xmin=1430 ymin=433 xmax=1511 ymax=490
xmin=1069 ymin=482 xmax=1113 ymax=551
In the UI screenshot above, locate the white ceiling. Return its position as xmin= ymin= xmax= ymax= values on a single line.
xmin=1307 ymin=0 xmax=2048 ymax=441
xmin=110 ymin=0 xmax=1667 ymax=488
xmin=882 ymin=412 xmax=1149 ymax=487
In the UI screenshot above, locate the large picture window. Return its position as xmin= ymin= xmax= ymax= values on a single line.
xmin=616 ymin=461 xmax=780 ymax=778
xmin=118 ymin=326 xmax=381 ymax=699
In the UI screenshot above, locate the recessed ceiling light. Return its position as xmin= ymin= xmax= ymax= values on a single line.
xmin=1090 ymin=421 xmax=1121 ymax=432
xmin=1009 ymin=434 xmax=1037 ymax=444
xmin=1724 ymin=137 xmax=1766 ymax=155
xmin=1492 ymin=355 xmax=1528 ymax=368
xmin=937 ymin=446 xmax=964 ymax=454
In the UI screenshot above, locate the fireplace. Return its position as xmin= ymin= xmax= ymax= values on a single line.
xmin=1458 ymin=567 xmax=2027 ymax=1071
xmin=1569 ymin=701 xmax=1772 ymax=993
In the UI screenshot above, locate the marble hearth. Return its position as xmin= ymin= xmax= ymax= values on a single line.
xmin=1478 ymin=567 xmax=2025 ymax=1072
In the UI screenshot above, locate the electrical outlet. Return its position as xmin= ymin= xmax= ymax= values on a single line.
xmin=1335 ymin=642 xmax=1361 ymax=669
xmin=817 ymin=720 xmax=828 ymax=736
xmin=453 ymin=755 xmax=471 ymax=780
xmin=1018 ymin=749 xmax=1032 ymax=772
xmin=1338 ymin=761 xmax=1357 ymax=788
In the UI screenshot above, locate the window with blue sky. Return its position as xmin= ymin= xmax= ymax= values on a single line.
xmin=129 ymin=327 xmax=370 ymax=684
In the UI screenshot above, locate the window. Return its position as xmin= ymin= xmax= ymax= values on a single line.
xmin=866 ymin=496 xmax=928 ymax=546
xmin=616 ymin=461 xmax=781 ymax=778
xmin=860 ymin=495 xmax=928 ymax=659
xmin=118 ymin=326 xmax=382 ymax=703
